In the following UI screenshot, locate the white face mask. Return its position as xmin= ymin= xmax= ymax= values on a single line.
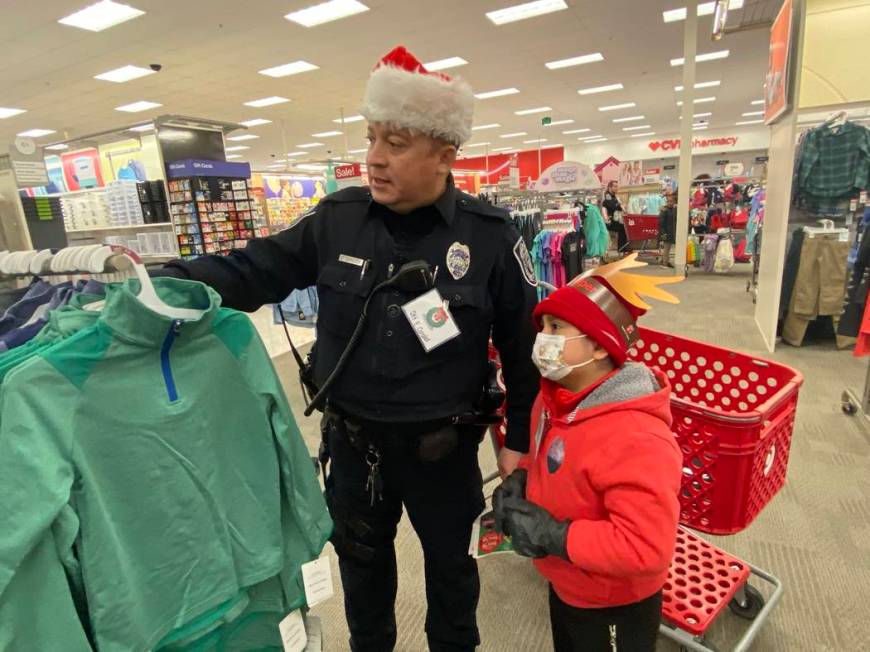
xmin=531 ymin=332 xmax=595 ymax=381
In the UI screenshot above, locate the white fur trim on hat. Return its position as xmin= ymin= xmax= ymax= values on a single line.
xmin=360 ymin=65 xmax=474 ymax=145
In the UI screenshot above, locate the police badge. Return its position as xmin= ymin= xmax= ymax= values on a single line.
xmin=446 ymin=242 xmax=471 ymax=280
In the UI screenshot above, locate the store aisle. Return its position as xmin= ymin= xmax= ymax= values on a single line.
xmin=273 ymin=267 xmax=870 ymax=652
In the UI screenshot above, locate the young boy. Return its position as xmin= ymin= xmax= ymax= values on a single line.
xmin=494 ymin=255 xmax=683 ymax=652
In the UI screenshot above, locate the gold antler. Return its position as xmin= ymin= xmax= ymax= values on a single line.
xmin=572 ymin=253 xmax=683 ymax=310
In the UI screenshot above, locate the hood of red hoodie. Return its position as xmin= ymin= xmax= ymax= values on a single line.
xmin=540 ymin=363 xmax=672 ymax=429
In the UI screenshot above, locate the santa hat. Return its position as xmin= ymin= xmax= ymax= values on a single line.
xmin=533 ymin=254 xmax=683 ymax=364
xmin=360 ymin=46 xmax=474 ymax=146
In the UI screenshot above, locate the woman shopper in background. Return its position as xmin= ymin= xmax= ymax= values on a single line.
xmin=659 ymin=192 xmax=678 ymax=268
xmin=602 ymin=181 xmax=630 ymax=255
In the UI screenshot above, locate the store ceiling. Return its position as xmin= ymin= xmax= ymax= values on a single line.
xmin=0 ymin=0 xmax=779 ymax=171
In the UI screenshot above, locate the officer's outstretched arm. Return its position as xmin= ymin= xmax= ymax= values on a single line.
xmin=157 ymin=208 xmax=321 ymax=312
xmin=492 ymin=226 xmax=540 ymax=454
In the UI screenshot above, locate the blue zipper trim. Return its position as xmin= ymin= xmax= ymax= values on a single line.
xmin=161 ymin=320 xmax=182 ymax=402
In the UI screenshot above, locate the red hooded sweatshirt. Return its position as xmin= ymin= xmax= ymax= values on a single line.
xmin=521 ymin=363 xmax=682 ymax=609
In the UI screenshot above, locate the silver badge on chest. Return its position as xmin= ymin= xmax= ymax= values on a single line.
xmin=446 ymin=242 xmax=471 ymax=280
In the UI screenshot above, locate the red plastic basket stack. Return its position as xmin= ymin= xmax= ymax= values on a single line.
xmin=627 ymin=327 xmax=804 ymax=534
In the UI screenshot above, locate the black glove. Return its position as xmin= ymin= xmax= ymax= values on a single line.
xmin=502 ymin=496 xmax=570 ymax=561
xmin=492 ymin=469 xmax=527 ymax=535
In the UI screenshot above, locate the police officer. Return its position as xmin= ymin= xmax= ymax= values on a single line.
xmin=159 ymin=45 xmax=538 ymax=652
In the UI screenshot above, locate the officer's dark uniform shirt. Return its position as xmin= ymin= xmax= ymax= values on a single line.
xmin=160 ymin=178 xmax=539 ymax=451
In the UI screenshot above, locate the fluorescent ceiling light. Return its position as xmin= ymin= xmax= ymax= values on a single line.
xmin=475 ymin=88 xmax=520 ymax=100
xmin=583 ymin=137 xmax=607 ymax=143
xmin=297 ymin=143 xmax=324 ymax=148
xmin=226 ymin=155 xmax=243 ymax=159
xmin=312 ymin=130 xmax=343 ymax=137
xmin=736 ymin=119 xmax=764 ymax=125
xmin=676 ymin=96 xmax=716 ymax=106
xmin=671 ymin=50 xmax=729 ymax=66
xmin=128 ymin=123 xmax=154 ymax=132
xmin=486 ymin=0 xmax=568 ymax=26
xmin=472 ymin=123 xmax=501 ymax=131
xmin=542 ymin=143 xmax=563 ymax=149
xmin=692 ymin=124 xmax=709 ymax=130
xmin=0 ymin=107 xmax=26 ymax=119
xmin=751 ymin=99 xmax=764 ymax=105
xmin=285 ymin=0 xmax=369 ymax=27
xmin=612 ymin=115 xmax=644 ymax=123
xmin=225 ymin=146 xmax=251 ymax=152
xmin=58 ymin=0 xmax=145 ymax=32
xmin=244 ymin=96 xmax=290 ymax=108
xmin=544 ymin=119 xmax=574 ymax=126
xmin=94 ymin=64 xmax=155 ymax=83
xmin=515 ymin=106 xmax=552 ymax=115
xmin=492 ymin=147 xmax=518 ymax=152
xmin=742 ymin=111 xmax=764 ymax=117
xmin=333 ymin=114 xmax=365 ymax=124
xmin=286 ymin=151 xmax=306 ymax=157
xmin=258 ymin=61 xmax=319 ymax=78
xmin=578 ymin=134 xmax=604 ymax=141
xmin=348 ymin=148 xmax=368 ymax=154
xmin=423 ymin=57 xmax=468 ymax=71
xmin=622 ymin=124 xmax=652 ymax=131
xmin=598 ymin=102 xmax=636 ymax=112
xmin=17 ymin=129 xmax=56 ymax=138
xmin=563 ymin=128 xmax=590 ymax=134
xmin=500 ymin=132 xmax=528 ymax=138
xmin=693 ymin=112 xmax=712 ymax=118
xmin=45 ymin=144 xmax=69 ymax=151
xmin=523 ymin=139 xmax=547 ymax=144
xmin=545 ymin=52 xmax=604 ymax=70
xmin=239 ymin=118 xmax=272 ymax=127
xmin=464 ymin=142 xmax=491 ymax=147
xmin=227 ymin=134 xmax=260 ymax=141
xmin=674 ymin=80 xmax=721 ymax=91
xmin=630 ymin=132 xmax=656 ymax=138
xmin=578 ymin=83 xmax=623 ymax=95
xmin=297 ymin=163 xmax=328 ymax=171
xmin=662 ymin=0 xmax=744 ymax=23
xmin=115 ymin=100 xmax=161 ymax=112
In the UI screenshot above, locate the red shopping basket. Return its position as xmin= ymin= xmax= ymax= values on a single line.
xmin=627 ymin=328 xmax=804 ymax=534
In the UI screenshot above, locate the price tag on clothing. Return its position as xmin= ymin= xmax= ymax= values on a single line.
xmin=860 ymin=191 xmax=868 ymax=206
xmin=301 ymin=556 xmax=335 ymax=607
xmin=279 ymin=610 xmax=307 ymax=652
xmin=401 ymin=288 xmax=461 ymax=352
xmin=850 ymin=199 xmax=859 ymax=212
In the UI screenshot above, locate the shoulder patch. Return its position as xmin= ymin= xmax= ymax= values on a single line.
xmin=458 ymin=194 xmax=509 ymax=221
xmin=513 ymin=237 xmax=537 ymax=287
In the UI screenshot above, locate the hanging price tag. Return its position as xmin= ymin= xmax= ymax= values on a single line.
xmin=301 ymin=557 xmax=335 ymax=607
xmin=860 ymin=191 xmax=868 ymax=205
xmin=279 ymin=610 xmax=308 ymax=652
xmin=850 ymin=198 xmax=859 ymax=212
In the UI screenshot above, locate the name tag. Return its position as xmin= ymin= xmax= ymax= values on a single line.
xmin=338 ymin=254 xmax=365 ymax=267
xmin=401 ymin=288 xmax=461 ymax=352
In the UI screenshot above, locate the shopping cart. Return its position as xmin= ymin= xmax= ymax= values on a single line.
xmin=624 ymin=213 xmax=662 ymax=262
xmin=484 ymin=325 xmax=802 ymax=651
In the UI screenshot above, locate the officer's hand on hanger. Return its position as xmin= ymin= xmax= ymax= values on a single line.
xmin=501 ymin=496 xmax=570 ymax=560
xmin=492 ymin=468 xmax=527 ymax=534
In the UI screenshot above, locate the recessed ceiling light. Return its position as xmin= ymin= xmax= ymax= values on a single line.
xmin=115 ymin=100 xmax=161 ymax=112
xmin=671 ymin=50 xmax=729 ymax=66
xmin=258 ymin=61 xmax=319 ymax=78
xmin=598 ymin=102 xmax=636 ymax=112
xmin=348 ymin=148 xmax=368 ymax=154
xmin=58 ymin=0 xmax=145 ymax=32
xmin=423 ymin=57 xmax=468 ymax=71
xmin=663 ymin=0 xmax=744 ymax=22
xmin=524 ymin=138 xmax=547 ymax=144
xmin=297 ymin=143 xmax=324 ymax=148
xmin=285 ymin=0 xmax=369 ymax=27
xmin=475 ymin=88 xmax=520 ymax=100
xmin=736 ymin=119 xmax=764 ymax=125
xmin=128 ymin=123 xmax=154 ymax=132
xmin=45 ymin=143 xmax=69 ymax=151
xmin=583 ymin=137 xmax=608 ymax=143
xmin=0 ymin=107 xmax=26 ymax=119
xmin=612 ymin=115 xmax=644 ymax=123
xmin=17 ymin=129 xmax=56 ymax=138
xmin=297 ymin=163 xmax=329 ymax=171
xmin=239 ymin=118 xmax=272 ymax=127
xmin=500 ymin=132 xmax=528 ymax=138
xmin=464 ymin=142 xmax=491 ymax=148
xmin=544 ymin=52 xmax=605 ymax=70
xmin=622 ymin=125 xmax=652 ymax=131
xmin=472 ymin=123 xmax=502 ymax=131
xmin=227 ymin=134 xmax=260 ymax=141
xmin=693 ymin=112 xmax=712 ymax=118
xmin=692 ymin=124 xmax=709 ymax=130
xmin=674 ymin=80 xmax=721 ymax=91
xmin=287 ymin=151 xmax=307 ymax=157
xmin=515 ymin=106 xmax=552 ymax=115
xmin=486 ymin=0 xmax=568 ymax=25
xmin=742 ymin=111 xmax=764 ymax=117
xmin=676 ymin=97 xmax=716 ymax=106
xmin=563 ymin=128 xmax=590 ymax=134
xmin=544 ymin=119 xmax=574 ymax=127
xmin=333 ymin=115 xmax=365 ymax=124
xmin=578 ymin=83 xmax=624 ymax=95
xmin=226 ymin=154 xmax=243 ymax=159
xmin=94 ymin=64 xmax=156 ymax=83
xmin=751 ymin=99 xmax=764 ymax=105
xmin=630 ymin=132 xmax=656 ymax=138
xmin=225 ymin=146 xmax=251 ymax=152
xmin=578 ymin=134 xmax=604 ymax=141
xmin=244 ymin=96 xmax=290 ymax=108
xmin=492 ymin=147 xmax=518 ymax=152
xmin=312 ymin=130 xmax=343 ymax=138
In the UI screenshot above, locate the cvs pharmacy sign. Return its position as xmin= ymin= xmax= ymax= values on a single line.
xmin=648 ymin=136 xmax=739 ymax=152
